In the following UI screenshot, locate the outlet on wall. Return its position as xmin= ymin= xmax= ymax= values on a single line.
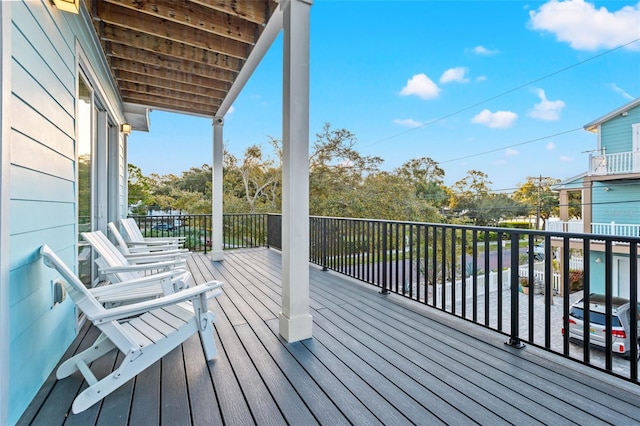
xmin=51 ymin=278 xmax=67 ymax=307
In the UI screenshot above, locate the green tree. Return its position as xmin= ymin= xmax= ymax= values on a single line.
xmin=513 ymin=176 xmax=561 ymax=229
xmin=224 ymin=139 xmax=281 ymax=213
xmin=127 ymin=164 xmax=154 ymax=214
xmin=473 ymin=193 xmax=529 ymax=226
xmin=449 ymin=170 xmax=493 ymax=224
xmin=310 ymin=123 xmax=383 ymax=217
xmin=395 ymin=157 xmax=449 ymax=207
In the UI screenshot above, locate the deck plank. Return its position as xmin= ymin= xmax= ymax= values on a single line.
xmin=19 ymin=248 xmax=640 ymax=425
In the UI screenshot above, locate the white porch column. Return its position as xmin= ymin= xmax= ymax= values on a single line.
xmin=0 ymin=4 xmax=9 ymax=425
xmin=211 ymin=117 xmax=224 ymax=261
xmin=279 ymin=0 xmax=313 ymax=342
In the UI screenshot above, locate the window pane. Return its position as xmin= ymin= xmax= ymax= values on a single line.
xmin=78 ymin=76 xmax=92 ymax=287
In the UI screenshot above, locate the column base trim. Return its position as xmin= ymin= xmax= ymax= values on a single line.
xmin=279 ymin=312 xmax=313 ymax=342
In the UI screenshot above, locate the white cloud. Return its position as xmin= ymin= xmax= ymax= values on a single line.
xmin=471 ymin=109 xmax=518 ymax=128
xmin=560 ymin=155 xmax=573 ymax=162
xmin=547 ymin=142 xmax=556 ymax=150
xmin=400 ymin=73 xmax=440 ymax=100
xmin=393 ymin=118 xmax=423 ymax=128
xmin=528 ymin=88 xmax=566 ymax=121
xmin=439 ymin=67 xmax=470 ymax=84
xmin=227 ymin=105 xmax=235 ymax=114
xmin=476 ymin=76 xmax=487 ymax=82
xmin=608 ymin=83 xmax=635 ymax=100
xmin=471 ymin=45 xmax=499 ymax=55
xmin=529 ymin=0 xmax=640 ymax=51
xmin=505 ymin=148 xmax=519 ymax=157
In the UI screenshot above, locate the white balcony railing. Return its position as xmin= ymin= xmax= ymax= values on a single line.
xmin=591 ymin=222 xmax=640 ymax=237
xmin=589 ymin=150 xmax=640 ymax=176
xmin=545 ymin=220 xmax=584 ymax=233
xmin=546 ymin=220 xmax=640 ymax=237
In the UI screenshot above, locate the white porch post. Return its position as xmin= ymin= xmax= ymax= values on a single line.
xmin=279 ymin=0 xmax=313 ymax=342
xmin=0 ymin=3 xmax=9 ymax=424
xmin=211 ymin=117 xmax=224 ymax=261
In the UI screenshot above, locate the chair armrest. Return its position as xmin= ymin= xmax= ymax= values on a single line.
xmin=126 ymin=241 xmax=182 ymax=248
xmin=124 ymin=253 xmax=189 ymax=264
xmin=140 ymin=237 xmax=186 ymax=243
xmin=126 ymin=246 xmax=189 ymax=255
xmin=91 ymin=280 xmax=224 ymax=323
xmin=99 ymin=259 xmax=186 ymax=273
xmin=89 ymin=270 xmax=189 ymax=303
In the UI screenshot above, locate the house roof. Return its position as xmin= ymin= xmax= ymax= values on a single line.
xmin=83 ymin=0 xmax=280 ymax=126
xmin=551 ymin=171 xmax=586 ymax=191
xmin=583 ymin=97 xmax=640 ymax=132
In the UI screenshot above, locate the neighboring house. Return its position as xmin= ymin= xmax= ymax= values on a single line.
xmin=552 ymin=97 xmax=640 ymax=298
xmin=0 ymin=1 xmax=313 ymax=424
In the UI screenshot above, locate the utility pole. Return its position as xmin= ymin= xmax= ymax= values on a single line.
xmin=536 ymin=174 xmax=541 ymax=230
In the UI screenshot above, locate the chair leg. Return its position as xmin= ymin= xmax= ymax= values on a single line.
xmin=71 ymin=329 xmax=193 ymax=414
xmin=199 ymin=312 xmax=218 ymax=360
xmin=57 ymin=334 xmax=116 ymax=379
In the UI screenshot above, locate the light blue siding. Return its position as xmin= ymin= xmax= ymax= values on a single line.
xmin=7 ymin=1 xmax=129 ymax=422
xmin=8 ymin=1 xmax=78 ymax=423
xmin=600 ymin=104 xmax=640 ymax=154
xmin=591 ymin=181 xmax=640 ymax=226
xmin=12 ymin=97 xmax=74 ymax=159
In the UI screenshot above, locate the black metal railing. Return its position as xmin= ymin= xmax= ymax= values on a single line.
xmin=129 ymin=214 xmax=211 ymax=252
xmin=129 ymin=214 xmax=271 ymax=252
xmin=130 ymin=212 xmax=640 ymax=383
xmin=305 ymin=216 xmax=640 ymax=384
xmin=223 ymin=214 xmax=268 ymax=249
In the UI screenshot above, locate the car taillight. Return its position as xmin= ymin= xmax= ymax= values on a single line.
xmin=569 ymin=319 xmax=576 ymax=325
xmin=612 ymin=329 xmax=627 ymax=338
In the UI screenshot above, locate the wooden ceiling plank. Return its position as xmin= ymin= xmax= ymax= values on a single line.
xmin=96 ymin=2 xmax=249 ymax=60
xmin=190 ymin=0 xmax=276 ymax=25
xmin=122 ymin=91 xmax=218 ymax=115
xmin=116 ymin=68 xmax=230 ymax=92
xmin=103 ymin=0 xmax=259 ymax=45
xmin=102 ymin=28 xmax=243 ymax=72
xmin=109 ymin=54 xmax=237 ymax=84
xmin=119 ymin=81 xmax=222 ymax=105
xmin=117 ymin=72 xmax=227 ymax=99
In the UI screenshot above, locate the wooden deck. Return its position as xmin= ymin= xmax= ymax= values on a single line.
xmin=20 ymin=248 xmax=640 ymax=425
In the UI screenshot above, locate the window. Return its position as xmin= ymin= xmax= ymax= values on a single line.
xmin=77 ymin=75 xmax=93 ymax=287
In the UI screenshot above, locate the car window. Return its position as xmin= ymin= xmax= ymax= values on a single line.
xmin=569 ymin=307 xmax=622 ymax=327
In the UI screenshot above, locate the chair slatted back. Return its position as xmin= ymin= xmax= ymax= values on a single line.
xmin=107 ymin=222 xmax=133 ymax=256
xmin=81 ymin=231 xmax=141 ymax=282
xmin=120 ymin=218 xmax=145 ymax=243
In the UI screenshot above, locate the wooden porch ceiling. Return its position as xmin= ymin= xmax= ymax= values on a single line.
xmin=84 ymin=0 xmax=279 ymax=117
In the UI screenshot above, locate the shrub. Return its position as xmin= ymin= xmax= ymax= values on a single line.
xmin=568 ymin=269 xmax=583 ymax=292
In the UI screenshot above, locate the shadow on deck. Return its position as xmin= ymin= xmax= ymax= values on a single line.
xmin=19 ymin=248 xmax=640 ymax=425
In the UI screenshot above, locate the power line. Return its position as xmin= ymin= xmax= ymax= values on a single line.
xmin=363 ymin=37 xmax=640 ymax=148
xmin=438 ymin=128 xmax=582 ymax=164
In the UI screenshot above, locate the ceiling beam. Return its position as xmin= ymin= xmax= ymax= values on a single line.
xmin=116 ymin=71 xmax=227 ymax=99
xmin=119 ymin=81 xmax=221 ymax=105
xmin=108 ymin=54 xmax=237 ymax=84
xmin=103 ymin=0 xmax=260 ymax=45
xmin=121 ymin=90 xmax=219 ymax=115
xmin=190 ymin=0 xmax=276 ymax=25
xmin=96 ymin=1 xmax=250 ymax=60
xmin=115 ymin=69 xmax=230 ymax=92
xmin=103 ymin=33 xmax=243 ymax=72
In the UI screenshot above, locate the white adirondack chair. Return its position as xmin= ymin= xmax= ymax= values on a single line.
xmin=120 ymin=217 xmax=186 ymax=247
xmin=107 ymin=222 xmax=189 ymax=256
xmin=81 ymin=230 xmax=192 ymax=290
xmin=40 ymin=244 xmax=223 ymax=414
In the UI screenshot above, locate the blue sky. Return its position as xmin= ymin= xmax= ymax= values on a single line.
xmin=128 ymin=0 xmax=640 ymax=192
